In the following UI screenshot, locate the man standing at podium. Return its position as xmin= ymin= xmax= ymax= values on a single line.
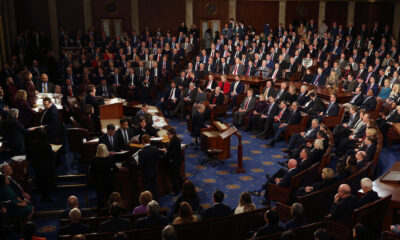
xmin=233 ymin=90 xmax=256 ymax=128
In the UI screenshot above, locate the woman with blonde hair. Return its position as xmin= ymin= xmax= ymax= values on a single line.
xmin=90 ymin=144 xmax=119 ymax=208
xmin=234 ymin=192 xmax=256 ymax=214
xmin=133 ymin=191 xmax=153 ymax=214
xmin=325 ymin=71 xmax=338 ymax=88
xmin=15 ymin=89 xmax=34 ymax=127
xmin=173 ymin=201 xmax=198 ymax=224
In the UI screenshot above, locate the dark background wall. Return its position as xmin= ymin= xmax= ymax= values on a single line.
xmin=354 ymin=2 xmax=394 ymax=30
xmin=57 ymin=0 xmax=84 ymax=31
xmin=15 ymin=0 xmax=50 ymax=33
xmin=285 ymin=1 xmax=319 ymax=27
xmin=236 ymin=0 xmax=279 ymax=33
xmin=325 ymin=1 xmax=348 ymax=28
xmin=139 ymin=0 xmax=186 ymax=35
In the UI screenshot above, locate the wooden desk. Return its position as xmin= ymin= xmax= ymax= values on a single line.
xmin=274 ymin=82 xmax=353 ymax=103
xmin=360 ymin=162 xmax=400 ymax=229
xmin=205 ymin=74 xmax=267 ymax=94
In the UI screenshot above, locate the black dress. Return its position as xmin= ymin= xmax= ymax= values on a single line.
xmin=164 ymin=136 xmax=184 ymax=193
xmin=28 ymin=133 xmax=56 ymax=200
xmin=90 ymin=157 xmax=119 ymax=208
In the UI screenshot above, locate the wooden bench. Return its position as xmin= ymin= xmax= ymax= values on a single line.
xmin=251 ymin=222 xmax=324 ymax=240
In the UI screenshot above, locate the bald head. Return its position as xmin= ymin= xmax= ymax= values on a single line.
xmin=288 ymin=159 xmax=298 ymax=169
xmin=67 ymin=195 xmax=79 ymax=209
xmin=338 ymin=184 xmax=351 ymax=198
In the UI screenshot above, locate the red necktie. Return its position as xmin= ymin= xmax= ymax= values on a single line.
xmin=247 ymin=67 xmax=251 ymax=76
xmin=278 ymin=109 xmax=284 ymax=121
xmin=234 ymin=65 xmax=238 ymax=75
xmin=213 ymin=96 xmax=216 ymax=104
xmin=243 ymin=98 xmax=250 ymax=110
xmin=68 ymin=86 xmax=73 ymax=96
xmin=169 ymin=88 xmax=174 ymax=100
xmin=272 ymin=70 xmax=278 ymax=79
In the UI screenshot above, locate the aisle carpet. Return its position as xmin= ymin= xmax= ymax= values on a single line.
xmin=9 ymin=116 xmax=400 ymax=240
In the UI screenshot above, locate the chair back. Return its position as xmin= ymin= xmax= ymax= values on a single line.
xmin=66 ymin=128 xmax=90 ymax=153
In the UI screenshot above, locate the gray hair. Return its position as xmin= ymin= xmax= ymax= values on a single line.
xmin=314 ymin=139 xmax=324 ymax=150
xmin=69 ymin=208 xmax=81 ymax=222
xmin=162 ymin=224 xmax=176 ymax=240
xmin=361 ymin=177 xmax=373 ymax=190
xmin=147 ymin=200 xmax=160 ymax=216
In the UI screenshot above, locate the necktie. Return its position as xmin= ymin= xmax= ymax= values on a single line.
xmin=43 ymin=83 xmax=47 ymax=93
xmin=169 ymin=88 xmax=174 ymax=99
xmin=243 ymin=98 xmax=250 ymax=110
xmin=272 ymin=70 xmax=278 ymax=79
xmin=246 ymin=67 xmax=251 ymax=76
xmin=314 ymin=75 xmax=320 ymax=85
xmin=109 ymin=136 xmax=113 ymax=147
xmin=124 ymin=130 xmax=129 ymax=143
xmin=326 ymin=103 xmax=332 ymax=115
xmin=115 ymin=75 xmax=119 ymax=85
xmin=68 ymin=86 xmax=73 ymax=96
xmin=277 ymin=109 xmax=285 ymax=121
xmin=163 ymin=62 xmax=166 ymax=69
xmin=234 ymin=65 xmax=238 ymax=75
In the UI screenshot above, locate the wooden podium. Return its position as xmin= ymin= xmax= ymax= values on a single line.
xmin=99 ymin=99 xmax=124 ymax=132
xmin=201 ymin=121 xmax=232 ymax=160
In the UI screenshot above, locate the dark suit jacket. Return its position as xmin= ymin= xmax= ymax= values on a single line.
xmin=99 ymin=134 xmax=118 ymax=152
xmin=229 ymin=81 xmax=245 ymax=95
xmin=325 ymin=102 xmax=339 ymax=116
xmin=35 ymin=82 xmax=55 ymax=93
xmin=191 ymin=109 xmax=206 ymax=137
xmin=311 ymin=74 xmax=326 ymax=86
xmin=202 ymin=203 xmax=232 ymax=220
xmin=278 ymin=167 xmax=300 ymax=187
xmin=360 ymin=96 xmax=377 ymax=111
xmin=209 ymin=93 xmax=224 ymax=105
xmin=163 ymin=87 xmax=181 ymax=101
xmin=99 ymin=217 xmax=133 ymax=233
xmin=359 ymin=190 xmax=379 ymax=207
xmin=59 ymin=223 xmax=91 ymax=236
xmin=135 ymin=215 xmax=168 ymax=229
xmin=262 ymin=102 xmax=279 ymax=118
xmin=203 ymin=80 xmax=218 ymax=91
xmin=330 ymin=196 xmax=358 ymax=223
xmin=96 ymin=85 xmax=114 ymax=98
xmin=114 ymin=127 xmax=135 ymax=151
xmin=41 ymin=104 xmax=60 ymax=142
xmin=306 ymin=97 xmax=325 ymax=116
xmin=286 ymin=110 xmax=302 ymax=125
xmin=296 ymin=92 xmax=309 ymax=106
xmin=254 ymin=224 xmax=284 ymax=238
xmin=349 ymin=94 xmax=364 ymax=106
xmin=164 ymin=136 xmax=182 ymax=167
xmin=138 ymin=145 xmax=160 ymax=178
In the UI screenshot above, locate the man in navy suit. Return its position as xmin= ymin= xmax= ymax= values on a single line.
xmin=360 ymin=90 xmax=376 ymax=111
xmin=250 ymin=159 xmax=299 ymax=205
xmin=99 ymin=124 xmax=118 ymax=152
xmin=159 ymin=81 xmax=180 ymax=117
xmin=312 ymin=68 xmax=326 ymax=87
xmin=41 ymin=97 xmax=61 ymax=143
xmin=138 ymin=135 xmax=160 ymax=199
xmin=229 ymin=76 xmax=245 ymax=108
xmin=282 ymin=119 xmax=320 ymax=153
xmin=202 ymin=190 xmax=232 ymax=220
xmin=267 ymin=102 xmax=302 ymax=146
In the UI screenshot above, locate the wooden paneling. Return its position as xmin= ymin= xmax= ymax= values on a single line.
xmin=57 ymin=0 xmax=84 ymax=31
xmin=236 ymin=0 xmax=279 ymax=33
xmin=139 ymin=0 xmax=186 ymax=35
xmin=285 ymin=1 xmax=319 ymax=28
xmin=325 ymin=1 xmax=348 ymax=28
xmin=16 ymin=0 xmax=50 ymax=34
xmin=354 ymin=2 xmax=394 ymax=31
xmin=91 ymin=0 xmax=132 ymax=32
xmin=193 ymin=0 xmax=229 ymax=28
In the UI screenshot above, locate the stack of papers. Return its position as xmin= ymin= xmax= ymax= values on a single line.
xmin=152 ymin=116 xmax=167 ymax=128
xmin=11 ymin=155 xmax=26 ymax=162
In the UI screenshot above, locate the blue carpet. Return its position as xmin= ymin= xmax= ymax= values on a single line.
xmin=11 ymin=116 xmax=400 ymax=240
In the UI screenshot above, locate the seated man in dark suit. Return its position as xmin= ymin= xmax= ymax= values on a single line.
xmin=282 ymin=118 xmax=320 ymax=153
xmin=229 ymin=76 xmax=245 ymax=108
xmin=250 ymin=159 xmax=299 ymax=205
xmin=253 ymin=209 xmax=283 ymax=238
xmin=202 ymin=190 xmax=231 ymax=220
xmin=35 ymin=73 xmax=54 ymax=93
xmin=233 ymin=90 xmax=256 ymax=128
xmin=99 ymin=203 xmax=133 ymax=233
xmin=59 ymin=208 xmax=91 ymax=236
xmin=266 ymin=102 xmax=302 ymax=146
xmin=202 ymin=74 xmax=218 ymax=92
xmin=41 ymin=97 xmax=61 ymax=143
xmin=327 ymin=184 xmax=358 ymax=223
xmin=60 ymin=195 xmax=92 ymax=219
xmin=172 ymin=83 xmax=197 ymax=118
xmin=114 ymin=118 xmax=135 ymax=151
xmin=99 ymin=124 xmax=118 ymax=152
xmin=359 ymin=90 xmax=377 ymax=111
xmin=314 ymin=94 xmax=339 ymax=122
xmin=159 ymin=81 xmax=180 ymax=117
xmin=208 ymin=86 xmax=225 ymax=110
xmin=134 ymin=103 xmax=148 ymax=126
xmin=135 ymin=200 xmax=168 ymax=229
xmin=96 ymin=79 xmax=115 ymax=98
xmin=359 ymin=177 xmax=379 ymax=207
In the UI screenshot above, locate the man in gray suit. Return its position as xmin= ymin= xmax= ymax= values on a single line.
xmin=257 ymin=60 xmax=271 ymax=80
xmin=233 ymin=89 xmax=256 ymax=127
xmin=231 ymin=58 xmax=244 ymax=76
xmin=173 ymin=83 xmax=197 ymax=118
